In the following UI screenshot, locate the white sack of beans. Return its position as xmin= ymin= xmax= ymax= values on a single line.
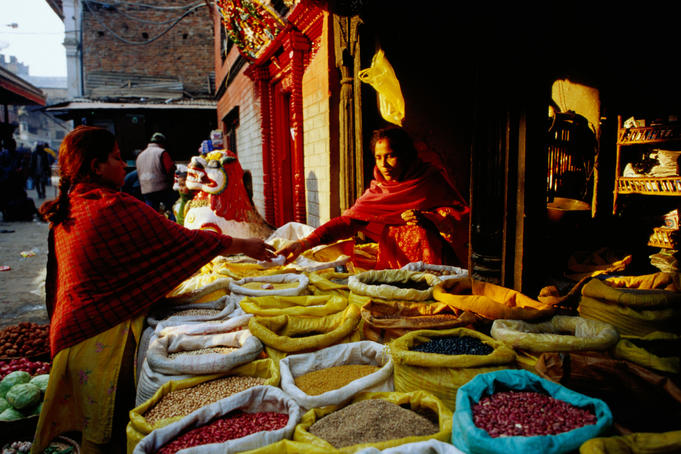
xmin=349 ymin=270 xmax=442 ymax=302
xmin=146 ymin=295 xmax=236 ymax=329
xmin=401 ymin=261 xmax=469 ymax=282
xmin=133 ymin=385 xmax=302 ymax=454
xmin=280 ymin=341 xmax=394 ymax=412
xmin=490 ymin=315 xmax=619 ymax=352
xmin=135 ymin=329 xmax=263 ymax=406
xmin=228 ymin=273 xmax=310 ymax=309
xmin=355 ymin=438 xmax=466 ymax=453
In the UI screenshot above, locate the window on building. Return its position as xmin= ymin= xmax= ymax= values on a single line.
xmin=220 ymin=24 xmax=232 ymax=61
xmin=222 ymin=106 xmax=239 ymax=153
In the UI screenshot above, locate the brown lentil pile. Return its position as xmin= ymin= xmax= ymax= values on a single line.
xmin=167 ymin=347 xmax=239 ymax=359
xmin=294 ymin=364 xmax=380 ymax=395
xmin=308 ymin=399 xmax=439 ymax=448
xmin=143 ymin=375 xmax=266 ymax=425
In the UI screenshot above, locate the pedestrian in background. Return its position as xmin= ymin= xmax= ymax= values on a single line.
xmin=30 ymin=143 xmax=51 ymax=199
xmin=136 ymin=132 xmax=176 ymax=220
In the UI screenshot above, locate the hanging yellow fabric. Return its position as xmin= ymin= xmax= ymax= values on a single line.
xmin=358 ymin=50 xmax=405 ymax=126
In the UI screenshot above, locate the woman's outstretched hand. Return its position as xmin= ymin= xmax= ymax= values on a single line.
xmin=275 ymin=240 xmax=308 ymax=264
xmin=227 ymin=237 xmax=276 ymax=261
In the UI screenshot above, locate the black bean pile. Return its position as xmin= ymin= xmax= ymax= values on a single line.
xmin=410 ymin=336 xmax=494 ymax=356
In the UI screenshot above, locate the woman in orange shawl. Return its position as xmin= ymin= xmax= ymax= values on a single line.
xmin=32 ymin=126 xmax=274 ymax=453
xmin=277 ymin=126 xmax=469 ymax=269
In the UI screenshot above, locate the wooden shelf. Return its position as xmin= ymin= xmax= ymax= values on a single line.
xmin=617 ymin=177 xmax=681 ymax=195
xmin=618 ymin=125 xmax=681 ymax=145
xmin=648 ymin=227 xmax=679 ymax=249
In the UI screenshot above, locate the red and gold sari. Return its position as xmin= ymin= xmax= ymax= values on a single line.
xmin=307 ymin=160 xmax=469 ymax=269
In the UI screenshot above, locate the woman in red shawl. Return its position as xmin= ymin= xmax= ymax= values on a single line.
xmin=277 ymin=126 xmax=469 ymax=269
xmin=32 ymin=126 xmax=274 ymax=453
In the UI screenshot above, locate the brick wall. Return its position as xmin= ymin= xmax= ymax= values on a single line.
xmin=302 ymin=13 xmax=331 ymax=227
xmin=82 ymin=1 xmax=214 ymax=97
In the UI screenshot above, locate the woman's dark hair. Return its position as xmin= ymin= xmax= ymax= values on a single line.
xmin=370 ymin=126 xmax=418 ymax=164
xmin=39 ymin=126 xmax=117 ymax=226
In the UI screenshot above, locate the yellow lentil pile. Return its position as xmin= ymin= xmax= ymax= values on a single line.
xmin=143 ymin=375 xmax=266 ymax=425
xmin=294 ymin=364 xmax=380 ymax=395
xmin=308 ymin=398 xmax=439 ymax=448
xmin=167 ymin=347 xmax=239 ymax=359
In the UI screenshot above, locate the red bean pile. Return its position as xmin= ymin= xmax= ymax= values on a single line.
xmin=0 ymin=322 xmax=50 ymax=358
xmin=156 ymin=411 xmax=288 ymax=454
xmin=0 ymin=357 xmax=51 ymax=379
xmin=410 ymin=336 xmax=493 ymax=356
xmin=472 ymin=390 xmax=597 ymax=437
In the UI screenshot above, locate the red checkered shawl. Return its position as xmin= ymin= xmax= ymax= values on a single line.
xmin=46 ymin=183 xmax=232 ymax=357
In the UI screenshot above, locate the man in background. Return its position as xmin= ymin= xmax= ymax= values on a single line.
xmin=136 ymin=132 xmax=176 ymax=220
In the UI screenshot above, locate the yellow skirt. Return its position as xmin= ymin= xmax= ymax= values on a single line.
xmin=31 ymin=316 xmax=144 ymax=453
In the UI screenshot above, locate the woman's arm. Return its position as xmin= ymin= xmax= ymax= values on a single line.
xmin=276 ymin=216 xmax=366 ymax=263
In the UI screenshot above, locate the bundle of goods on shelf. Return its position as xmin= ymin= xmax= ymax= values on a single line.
xmin=136 ymin=322 xmax=264 ymax=406
xmin=127 ymin=358 xmax=279 ymax=450
xmin=451 ymin=369 xmax=612 ymax=454
xmin=387 ymin=327 xmax=516 ymax=411
xmin=133 ymin=386 xmax=301 ymax=454
xmin=294 ymin=390 xmax=452 ymax=452
xmin=279 ymin=341 xmax=394 ymax=412
xmin=349 ymin=270 xmax=476 ymax=343
xmin=649 ymin=208 xmax=680 ymax=273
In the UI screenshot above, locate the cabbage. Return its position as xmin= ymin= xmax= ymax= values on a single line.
xmin=0 ymin=370 xmax=31 ymax=398
xmin=0 ymin=407 xmax=24 ymax=421
xmin=29 ymin=374 xmax=50 ymax=393
xmin=0 ymin=396 xmax=9 ymax=413
xmin=6 ymin=383 xmax=41 ymax=410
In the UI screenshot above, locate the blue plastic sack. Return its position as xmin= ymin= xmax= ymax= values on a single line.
xmin=452 ymin=369 xmax=612 ymax=454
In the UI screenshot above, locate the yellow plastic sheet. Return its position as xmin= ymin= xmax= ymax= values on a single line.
xmin=293 ymin=391 xmax=452 ymax=452
xmin=248 ymin=304 xmax=362 ymax=362
xmin=613 ymin=331 xmax=680 ymax=375
xmin=433 ymin=278 xmax=555 ymax=321
xmin=239 ymin=294 xmax=348 ymax=317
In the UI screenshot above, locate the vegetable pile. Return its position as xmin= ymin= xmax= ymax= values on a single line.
xmin=0 ymin=370 xmax=49 ymax=421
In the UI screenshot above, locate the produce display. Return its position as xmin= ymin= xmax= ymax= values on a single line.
xmin=293 ymin=364 xmax=380 ymax=395
xmin=143 ymin=375 xmax=266 ymax=425
xmin=307 ymin=398 xmax=439 ymax=448
xmin=0 ymin=358 xmax=50 ymax=380
xmin=472 ymin=390 xmax=597 ymax=437
xmin=410 ymin=335 xmax=494 ymax=355
xmin=0 ymin=323 xmax=49 ymax=359
xmin=0 ymin=370 xmax=49 ymax=421
xmin=156 ymin=411 xmax=289 ymax=454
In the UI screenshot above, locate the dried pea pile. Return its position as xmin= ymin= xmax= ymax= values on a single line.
xmin=294 ymin=364 xmax=380 ymax=395
xmin=410 ymin=336 xmax=493 ymax=356
xmin=143 ymin=375 xmax=266 ymax=425
xmin=308 ymin=399 xmax=439 ymax=448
